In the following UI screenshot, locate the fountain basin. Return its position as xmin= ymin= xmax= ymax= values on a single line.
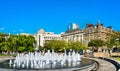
xmin=0 ymin=58 xmax=95 ymax=71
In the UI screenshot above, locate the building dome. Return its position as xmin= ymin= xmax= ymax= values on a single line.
xmin=38 ymin=29 xmax=45 ymax=34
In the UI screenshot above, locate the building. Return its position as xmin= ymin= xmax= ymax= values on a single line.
xmin=61 ymin=23 xmax=83 ymax=42
xmin=34 ymin=21 xmax=114 ymax=46
xmin=83 ymin=20 xmax=114 ymax=44
xmin=34 ymin=29 xmax=61 ymax=47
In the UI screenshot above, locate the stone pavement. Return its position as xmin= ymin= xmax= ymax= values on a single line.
xmin=83 ymin=57 xmax=116 ymax=71
xmin=110 ymin=58 xmax=120 ymax=71
xmin=0 ymin=56 xmax=14 ymax=60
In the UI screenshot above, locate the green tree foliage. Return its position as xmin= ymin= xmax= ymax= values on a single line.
xmin=105 ymin=31 xmax=120 ymax=51
xmin=88 ymin=39 xmax=105 ymax=52
xmin=39 ymin=46 xmax=44 ymax=51
xmin=44 ymin=40 xmax=68 ymax=52
xmin=17 ymin=46 xmax=26 ymax=52
xmin=44 ymin=40 xmax=87 ymax=52
xmin=68 ymin=41 xmax=87 ymax=52
xmin=105 ymin=39 xmax=114 ymax=49
xmin=0 ymin=42 xmax=10 ymax=52
xmin=0 ymin=32 xmax=36 ymax=53
xmin=0 ymin=33 xmax=8 ymax=52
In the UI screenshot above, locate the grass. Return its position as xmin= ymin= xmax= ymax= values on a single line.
xmin=0 ymin=53 xmax=16 ymax=57
xmin=114 ymin=57 xmax=120 ymax=61
xmin=0 ymin=54 xmax=8 ymax=56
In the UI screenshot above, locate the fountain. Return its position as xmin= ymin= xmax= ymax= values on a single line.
xmin=0 ymin=50 xmax=95 ymax=71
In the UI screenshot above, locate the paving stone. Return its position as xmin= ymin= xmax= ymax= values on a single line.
xmin=87 ymin=57 xmax=116 ymax=71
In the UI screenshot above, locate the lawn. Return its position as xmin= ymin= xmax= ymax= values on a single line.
xmin=114 ymin=57 xmax=120 ymax=61
xmin=0 ymin=54 xmax=16 ymax=57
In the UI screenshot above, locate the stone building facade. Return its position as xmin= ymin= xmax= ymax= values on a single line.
xmin=61 ymin=23 xmax=84 ymax=42
xmin=34 ymin=21 xmax=114 ymax=47
xmin=34 ymin=29 xmax=61 ymax=47
xmin=83 ymin=21 xmax=113 ymax=44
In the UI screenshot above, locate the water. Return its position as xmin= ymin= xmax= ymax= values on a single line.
xmin=8 ymin=50 xmax=81 ymax=69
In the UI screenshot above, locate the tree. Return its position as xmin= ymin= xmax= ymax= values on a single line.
xmin=0 ymin=42 xmax=10 ymax=52
xmin=17 ymin=46 xmax=26 ymax=52
xmin=4 ymin=34 xmax=36 ymax=52
xmin=7 ymin=35 xmax=18 ymax=52
xmin=105 ymin=31 xmax=120 ymax=52
xmin=39 ymin=46 xmax=44 ymax=51
xmin=88 ymin=39 xmax=105 ymax=52
xmin=28 ymin=46 xmax=35 ymax=52
xmin=18 ymin=35 xmax=36 ymax=52
xmin=0 ymin=32 xmax=36 ymax=53
xmin=44 ymin=40 xmax=68 ymax=52
xmin=0 ymin=33 xmax=7 ymax=52
xmin=68 ymin=41 xmax=87 ymax=52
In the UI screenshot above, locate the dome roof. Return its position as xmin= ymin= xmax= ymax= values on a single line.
xmin=38 ymin=29 xmax=45 ymax=34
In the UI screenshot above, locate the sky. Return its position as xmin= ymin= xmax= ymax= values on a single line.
xmin=0 ymin=0 xmax=120 ymax=34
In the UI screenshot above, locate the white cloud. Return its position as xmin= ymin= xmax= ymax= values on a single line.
xmin=0 ymin=27 xmax=4 ymax=30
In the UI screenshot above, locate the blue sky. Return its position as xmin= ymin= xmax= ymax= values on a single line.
xmin=0 ymin=0 xmax=120 ymax=34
